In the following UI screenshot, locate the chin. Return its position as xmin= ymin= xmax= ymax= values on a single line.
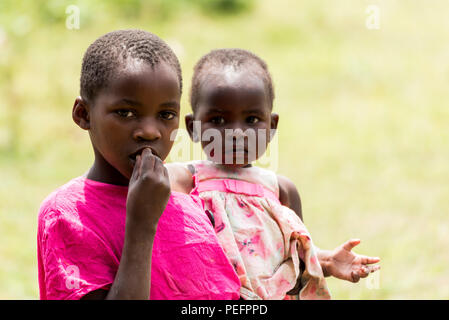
xmin=216 ymin=156 xmax=251 ymax=168
xmin=119 ymin=161 xmax=134 ymax=181
xmin=119 ymin=169 xmax=133 ymax=182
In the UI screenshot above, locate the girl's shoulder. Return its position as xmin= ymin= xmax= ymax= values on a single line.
xmin=165 ymin=162 xmax=195 ymax=194
xmin=276 ymin=174 xmax=303 ymax=220
xmin=166 ymin=160 xmax=220 ymax=194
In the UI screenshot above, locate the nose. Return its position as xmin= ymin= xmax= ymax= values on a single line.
xmin=225 ymin=125 xmax=248 ymax=142
xmin=132 ymin=117 xmax=162 ymax=141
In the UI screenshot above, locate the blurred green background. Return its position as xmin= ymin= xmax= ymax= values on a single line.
xmin=1 ymin=0 xmax=448 ymax=299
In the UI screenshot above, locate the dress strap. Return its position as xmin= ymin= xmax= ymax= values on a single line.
xmin=187 ymin=160 xmax=280 ymax=200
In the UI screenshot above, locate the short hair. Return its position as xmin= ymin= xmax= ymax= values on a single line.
xmin=190 ymin=48 xmax=274 ymax=112
xmin=80 ymin=29 xmax=182 ymax=104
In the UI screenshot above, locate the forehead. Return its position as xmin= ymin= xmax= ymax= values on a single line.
xmin=95 ymin=60 xmax=181 ymax=106
xmin=201 ymin=66 xmax=266 ymax=93
xmin=197 ymin=67 xmax=270 ymax=110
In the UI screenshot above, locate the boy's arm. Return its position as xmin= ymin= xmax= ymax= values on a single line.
xmin=83 ymin=149 xmax=170 ymax=299
xmin=82 ymin=218 xmax=158 ymax=300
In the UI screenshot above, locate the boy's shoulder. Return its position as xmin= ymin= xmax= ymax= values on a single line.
xmin=40 ymin=176 xmax=83 ymax=204
xmin=38 ymin=176 xmax=101 ymax=227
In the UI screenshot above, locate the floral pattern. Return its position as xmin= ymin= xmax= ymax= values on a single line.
xmin=186 ymin=160 xmax=331 ymax=300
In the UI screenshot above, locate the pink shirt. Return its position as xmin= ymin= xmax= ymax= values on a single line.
xmin=37 ymin=176 xmax=240 ymax=300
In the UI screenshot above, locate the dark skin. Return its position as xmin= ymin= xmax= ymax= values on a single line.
xmin=72 ymin=60 xmax=181 ymax=299
xmin=188 ymin=71 xmax=278 ymax=169
xmin=167 ymin=67 xmax=380 ymax=284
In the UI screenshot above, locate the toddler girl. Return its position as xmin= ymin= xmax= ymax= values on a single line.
xmin=167 ymin=48 xmax=380 ymax=300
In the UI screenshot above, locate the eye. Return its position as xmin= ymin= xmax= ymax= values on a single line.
xmin=246 ymin=116 xmax=260 ymax=124
xmin=160 ymin=111 xmax=177 ymax=120
xmin=116 ymin=109 xmax=136 ymax=118
xmin=210 ymin=116 xmax=225 ymax=125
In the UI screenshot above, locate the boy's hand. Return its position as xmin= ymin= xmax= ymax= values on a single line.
xmin=102 ymin=148 xmax=170 ymax=300
xmin=323 ymin=239 xmax=380 ymax=283
xmin=126 ymin=148 xmax=171 ymax=233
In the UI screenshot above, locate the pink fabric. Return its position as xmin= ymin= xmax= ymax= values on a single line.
xmin=37 ymin=176 xmax=240 ymax=300
xmin=186 ymin=160 xmax=331 ymax=300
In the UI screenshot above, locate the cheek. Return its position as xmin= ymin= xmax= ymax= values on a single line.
xmin=199 ymin=126 xmax=225 ymax=146
xmin=159 ymin=126 xmax=179 ymax=160
xmin=198 ymin=128 xmax=224 ymax=161
xmin=102 ymin=122 xmax=129 ymax=145
xmin=253 ymin=124 xmax=271 ymax=154
xmin=91 ymin=118 xmax=129 ymax=153
xmin=160 ymin=138 xmax=175 ymax=160
xmin=258 ymin=127 xmax=272 ymax=147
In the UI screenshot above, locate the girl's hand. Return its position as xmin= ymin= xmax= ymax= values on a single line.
xmin=323 ymin=239 xmax=380 ymax=283
xmin=126 ymin=148 xmax=171 ymax=233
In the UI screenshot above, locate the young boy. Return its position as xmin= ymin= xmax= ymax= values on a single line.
xmin=37 ymin=30 xmax=240 ymax=300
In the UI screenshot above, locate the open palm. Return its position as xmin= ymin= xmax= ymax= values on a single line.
xmin=326 ymin=239 xmax=380 ymax=283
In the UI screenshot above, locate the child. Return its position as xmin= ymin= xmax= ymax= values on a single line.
xmin=167 ymin=48 xmax=380 ymax=299
xmin=36 ymin=30 xmax=241 ymax=300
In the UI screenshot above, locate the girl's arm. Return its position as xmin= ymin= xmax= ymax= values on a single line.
xmin=277 ymin=174 xmax=303 ymax=222
xmin=277 ymin=174 xmax=380 ymax=281
xmin=165 ymin=163 xmax=195 ymax=194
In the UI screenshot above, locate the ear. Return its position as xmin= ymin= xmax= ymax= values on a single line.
xmin=72 ymin=97 xmax=91 ymax=130
xmin=185 ymin=113 xmax=200 ymax=142
xmin=269 ymin=113 xmax=279 ymax=142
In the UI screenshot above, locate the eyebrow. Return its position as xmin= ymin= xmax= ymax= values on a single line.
xmin=242 ymin=109 xmax=266 ymax=116
xmin=205 ymin=108 xmax=228 ymax=114
xmin=116 ymin=99 xmax=179 ymax=109
xmin=118 ymin=98 xmax=142 ymax=107
xmin=204 ymin=108 xmax=267 ymax=116
xmin=160 ymin=101 xmax=180 ymax=109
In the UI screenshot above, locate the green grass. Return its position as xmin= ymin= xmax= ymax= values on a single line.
xmin=1 ymin=0 xmax=448 ymax=299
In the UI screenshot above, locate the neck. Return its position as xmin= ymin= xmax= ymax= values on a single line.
xmin=87 ymin=149 xmax=129 ymax=186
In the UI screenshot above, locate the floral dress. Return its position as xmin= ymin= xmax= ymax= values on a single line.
xmin=185 ymin=160 xmax=331 ymax=300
